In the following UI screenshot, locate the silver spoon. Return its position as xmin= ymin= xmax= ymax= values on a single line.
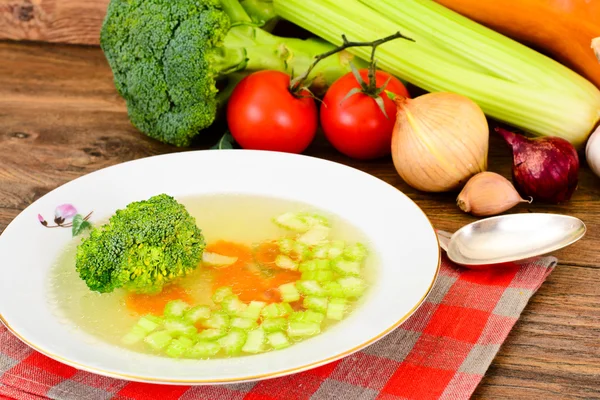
xmin=436 ymin=213 xmax=586 ymax=269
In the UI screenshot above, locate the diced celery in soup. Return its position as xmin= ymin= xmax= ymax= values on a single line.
xmin=48 ymin=194 xmax=376 ymax=359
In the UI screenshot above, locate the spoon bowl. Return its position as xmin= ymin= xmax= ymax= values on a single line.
xmin=437 ymin=213 xmax=586 ymax=268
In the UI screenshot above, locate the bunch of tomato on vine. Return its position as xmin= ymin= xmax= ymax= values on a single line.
xmin=226 ymin=32 xmax=412 ymax=161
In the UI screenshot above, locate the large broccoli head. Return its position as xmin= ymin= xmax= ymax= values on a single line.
xmin=100 ymin=0 xmax=365 ymax=146
xmin=100 ymin=0 xmax=231 ymax=147
xmin=75 ymin=194 xmax=205 ymax=294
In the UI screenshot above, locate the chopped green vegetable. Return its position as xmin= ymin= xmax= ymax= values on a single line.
xmin=289 ymin=310 xmax=325 ymax=325
xmin=331 ymin=259 xmax=361 ymax=276
xmin=212 ymin=287 xmax=234 ymax=304
xmin=323 ymin=281 xmax=346 ymax=298
xmin=163 ymin=318 xmax=197 ymax=337
xmin=281 ymin=302 xmax=294 ymax=314
xmin=231 ymin=317 xmax=259 ymax=331
xmin=328 ymin=240 xmax=345 ymax=258
xmin=196 ymin=328 xmax=227 ymax=341
xmin=278 ymin=282 xmax=301 ymax=302
xmin=122 ymin=325 xmax=150 ymax=345
xmin=164 ymin=300 xmax=191 ymax=318
xmin=267 ymin=331 xmax=291 ymax=350
xmin=296 ymin=280 xmax=326 ymax=296
xmin=312 ymin=244 xmax=330 ymax=259
xmin=291 ymin=242 xmax=311 ymax=261
xmin=239 ymin=301 xmax=267 ymax=320
xmin=301 ymin=270 xmax=335 ymax=282
xmin=299 ymin=260 xmax=317 ymax=272
xmin=221 ymin=295 xmax=248 ymax=316
xmin=201 ymin=311 xmax=231 ymax=329
xmin=144 ymin=331 xmax=173 ymax=351
xmin=315 ymin=259 xmax=331 ymax=270
xmin=218 ymin=328 xmax=248 ymax=355
xmin=165 ymin=337 xmax=194 ymax=358
xmin=242 ymin=328 xmax=266 ymax=353
xmin=297 ymin=225 xmax=330 ymax=246
xmin=137 ymin=315 xmax=162 ymax=332
xmin=303 ymin=296 xmax=329 ymax=313
xmin=288 ymin=321 xmax=321 ymax=337
xmin=188 ymin=340 xmax=221 ymax=358
xmin=273 ymin=212 xmax=331 ymax=232
xmin=273 ymin=212 xmax=311 ymax=232
xmin=326 ymin=298 xmax=347 ymax=321
xmin=261 ymin=303 xmax=292 ymax=318
xmin=302 ymin=214 xmax=330 ymax=228
xmin=184 ymin=305 xmax=211 ymax=324
xmin=261 ymin=317 xmax=288 ymax=333
xmin=300 ymin=259 xmax=330 ymax=272
xmin=337 ymin=276 xmax=367 ymax=298
xmin=343 ymin=243 xmax=368 ymax=262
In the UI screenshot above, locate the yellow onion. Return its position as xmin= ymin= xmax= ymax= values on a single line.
xmin=390 ymin=92 xmax=489 ymax=192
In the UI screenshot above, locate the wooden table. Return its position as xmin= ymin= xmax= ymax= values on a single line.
xmin=0 ymin=40 xmax=599 ymax=399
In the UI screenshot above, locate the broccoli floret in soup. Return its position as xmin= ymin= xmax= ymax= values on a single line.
xmin=75 ymin=194 xmax=205 ymax=294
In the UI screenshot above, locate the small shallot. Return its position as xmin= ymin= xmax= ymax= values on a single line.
xmin=457 ymin=171 xmax=531 ymax=216
xmin=496 ymin=127 xmax=579 ymax=203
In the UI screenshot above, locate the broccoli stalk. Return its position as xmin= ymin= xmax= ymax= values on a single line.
xmin=100 ymin=0 xmax=367 ymax=147
xmin=239 ymin=0 xmax=279 ymax=27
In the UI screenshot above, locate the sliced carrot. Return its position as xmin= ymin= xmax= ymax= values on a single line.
xmin=268 ymin=270 xmax=302 ymax=288
xmin=208 ymin=240 xmax=303 ymax=303
xmin=254 ymin=241 xmax=280 ymax=266
xmin=125 ymin=284 xmax=192 ymax=316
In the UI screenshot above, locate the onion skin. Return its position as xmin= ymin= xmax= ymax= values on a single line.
xmin=391 ymin=92 xmax=489 ymax=192
xmin=496 ymin=127 xmax=579 ymax=203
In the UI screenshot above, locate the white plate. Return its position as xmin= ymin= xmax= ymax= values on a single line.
xmin=0 ymin=150 xmax=439 ymax=384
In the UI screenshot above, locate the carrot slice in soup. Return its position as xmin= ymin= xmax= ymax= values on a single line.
xmin=254 ymin=241 xmax=280 ymax=266
xmin=126 ymin=285 xmax=192 ymax=316
xmin=209 ymin=241 xmax=268 ymax=302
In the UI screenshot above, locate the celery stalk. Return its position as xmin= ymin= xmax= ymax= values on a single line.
xmin=273 ymin=0 xmax=600 ymax=147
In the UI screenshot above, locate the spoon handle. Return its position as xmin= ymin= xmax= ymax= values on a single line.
xmin=436 ymin=229 xmax=452 ymax=253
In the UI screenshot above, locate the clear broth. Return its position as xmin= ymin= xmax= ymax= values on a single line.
xmin=48 ymin=194 xmax=377 ymax=356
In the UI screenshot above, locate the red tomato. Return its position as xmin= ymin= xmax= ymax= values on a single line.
xmin=226 ymin=70 xmax=318 ymax=154
xmin=320 ymin=69 xmax=410 ymax=160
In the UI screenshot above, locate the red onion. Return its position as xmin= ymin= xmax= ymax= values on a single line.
xmin=495 ymin=127 xmax=579 ymax=203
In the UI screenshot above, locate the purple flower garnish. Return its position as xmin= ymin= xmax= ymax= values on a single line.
xmin=38 ymin=204 xmax=92 ymax=233
xmin=55 ymin=204 xmax=78 ymax=220
xmin=38 ymin=214 xmax=47 ymax=226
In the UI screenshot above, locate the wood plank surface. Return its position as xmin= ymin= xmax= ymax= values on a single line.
xmin=0 ymin=41 xmax=599 ymax=399
xmin=0 ymin=0 xmax=108 ymax=45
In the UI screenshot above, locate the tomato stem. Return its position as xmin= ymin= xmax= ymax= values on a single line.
xmin=289 ymin=31 xmax=413 ymax=96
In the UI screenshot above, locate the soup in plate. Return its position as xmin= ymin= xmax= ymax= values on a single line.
xmin=48 ymin=193 xmax=376 ymax=359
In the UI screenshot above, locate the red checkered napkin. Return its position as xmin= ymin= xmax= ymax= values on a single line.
xmin=0 ymin=255 xmax=556 ymax=400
